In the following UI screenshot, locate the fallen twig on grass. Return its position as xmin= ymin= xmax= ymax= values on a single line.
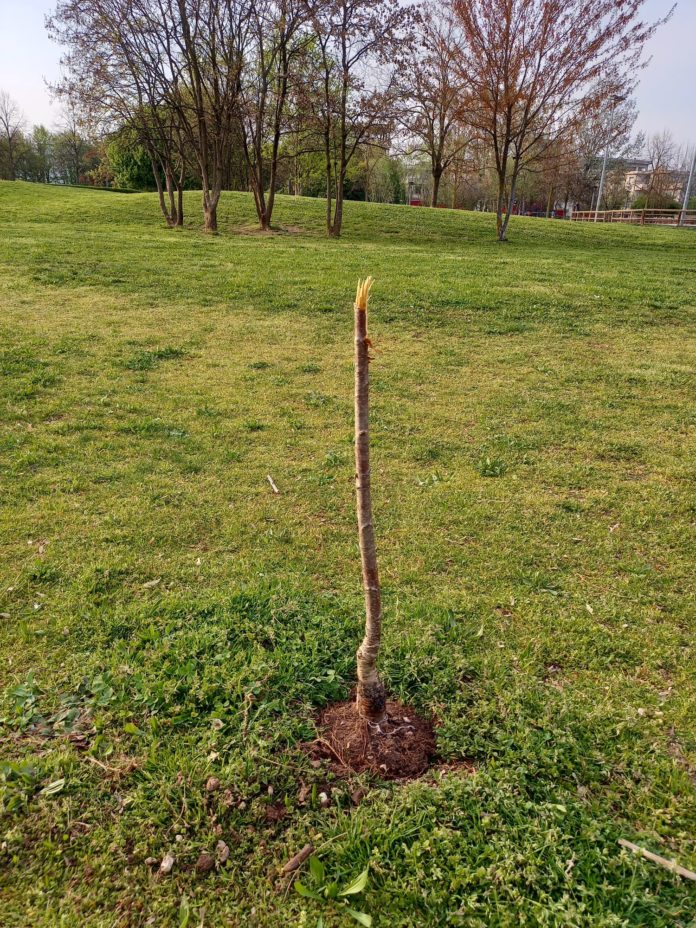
xmin=281 ymin=843 xmax=314 ymax=875
xmin=280 ymin=833 xmax=350 ymax=900
xmin=266 ymin=474 xmax=280 ymax=494
xmin=85 ymin=755 xmax=139 ymax=779
xmin=618 ymin=839 xmax=696 ymax=881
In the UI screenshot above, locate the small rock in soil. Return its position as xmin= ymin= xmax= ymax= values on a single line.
xmin=216 ymin=840 xmax=230 ymax=863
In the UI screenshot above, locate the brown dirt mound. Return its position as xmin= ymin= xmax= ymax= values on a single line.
xmin=313 ymin=698 xmax=436 ymax=780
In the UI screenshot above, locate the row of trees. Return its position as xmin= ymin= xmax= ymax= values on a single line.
xmin=5 ymin=83 xmax=692 ymax=218
xmin=0 ymin=90 xmax=408 ymax=202
xmin=4 ymin=1 xmax=673 ymax=239
xmin=0 ymin=93 xmax=100 ymax=185
xmin=422 ymin=128 xmax=695 ymax=215
xmin=46 ymin=0 xmax=413 ymax=234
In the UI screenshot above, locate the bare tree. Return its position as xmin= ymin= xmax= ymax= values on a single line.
xmin=239 ymin=0 xmax=308 ymax=230
xmin=50 ymin=0 xmax=247 ymax=231
xmin=157 ymin=0 xmax=247 ymax=232
xmin=304 ymin=0 xmax=412 ymax=237
xmin=48 ymin=0 xmax=188 ymax=226
xmin=576 ymin=93 xmax=641 ymax=209
xmin=515 ymin=134 xmax=576 ymax=216
xmin=452 ymin=0 xmax=672 ymax=240
xmin=640 ymin=130 xmax=679 ymax=208
xmin=54 ymin=105 xmax=92 ymax=184
xmin=399 ymin=4 xmax=470 ymax=208
xmin=0 ymin=91 xmax=26 ymax=181
xmin=362 ymin=142 xmax=401 ymax=202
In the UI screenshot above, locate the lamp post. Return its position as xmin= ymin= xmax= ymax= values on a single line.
xmin=679 ymin=147 xmax=696 ymax=227
xmin=594 ymin=93 xmax=627 ymax=222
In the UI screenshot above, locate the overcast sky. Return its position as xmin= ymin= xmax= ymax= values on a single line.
xmin=0 ymin=0 xmax=693 ymax=149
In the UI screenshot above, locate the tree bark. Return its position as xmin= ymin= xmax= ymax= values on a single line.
xmin=324 ymin=126 xmax=334 ymax=235
xmin=331 ymin=182 xmax=344 ymax=238
xmin=431 ymin=167 xmax=442 ymax=208
xmin=147 ymin=149 xmax=182 ymax=228
xmin=203 ymin=204 xmax=218 ymax=233
xmin=495 ymin=177 xmax=507 ymax=241
xmin=151 ymin=155 xmax=175 ymax=227
xmin=165 ymin=168 xmax=178 ymax=226
xmin=354 ymin=278 xmax=387 ymax=724
xmin=497 ymin=165 xmax=520 ymax=241
xmin=154 ymin=170 xmax=170 ymax=224
xmin=176 ymin=183 xmax=184 ymax=228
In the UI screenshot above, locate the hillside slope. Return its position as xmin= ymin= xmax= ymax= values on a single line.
xmin=1 ymin=181 xmax=695 ymax=927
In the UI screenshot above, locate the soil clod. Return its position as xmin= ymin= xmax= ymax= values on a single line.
xmin=196 ymin=852 xmax=216 ymax=874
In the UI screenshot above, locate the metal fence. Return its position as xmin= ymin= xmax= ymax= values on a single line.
xmin=571 ymin=209 xmax=696 ymax=227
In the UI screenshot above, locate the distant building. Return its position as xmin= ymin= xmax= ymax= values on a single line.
xmin=586 ymin=157 xmax=687 ymax=209
xmin=624 ymin=165 xmax=688 ymax=204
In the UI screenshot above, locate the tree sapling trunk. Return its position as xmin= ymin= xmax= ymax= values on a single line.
xmin=313 ymin=279 xmax=436 ymax=778
xmin=353 ymin=277 xmax=387 ymax=724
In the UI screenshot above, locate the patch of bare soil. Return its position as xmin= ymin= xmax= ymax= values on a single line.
xmin=235 ymin=223 xmax=306 ymax=236
xmin=312 ymin=698 xmax=436 ymax=780
xmin=264 ymin=802 xmax=290 ymax=823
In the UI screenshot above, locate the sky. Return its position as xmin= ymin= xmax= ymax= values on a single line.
xmin=0 ymin=0 xmax=693 ymax=147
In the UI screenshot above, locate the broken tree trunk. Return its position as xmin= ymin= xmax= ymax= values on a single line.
xmin=354 ymin=277 xmax=387 ymax=724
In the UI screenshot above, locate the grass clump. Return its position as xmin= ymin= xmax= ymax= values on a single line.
xmin=124 ymin=346 xmax=187 ymax=371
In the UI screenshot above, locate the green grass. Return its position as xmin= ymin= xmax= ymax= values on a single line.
xmin=0 ymin=180 xmax=695 ymax=927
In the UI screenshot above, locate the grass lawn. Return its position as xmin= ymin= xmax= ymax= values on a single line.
xmin=0 ymin=181 xmax=695 ymax=927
